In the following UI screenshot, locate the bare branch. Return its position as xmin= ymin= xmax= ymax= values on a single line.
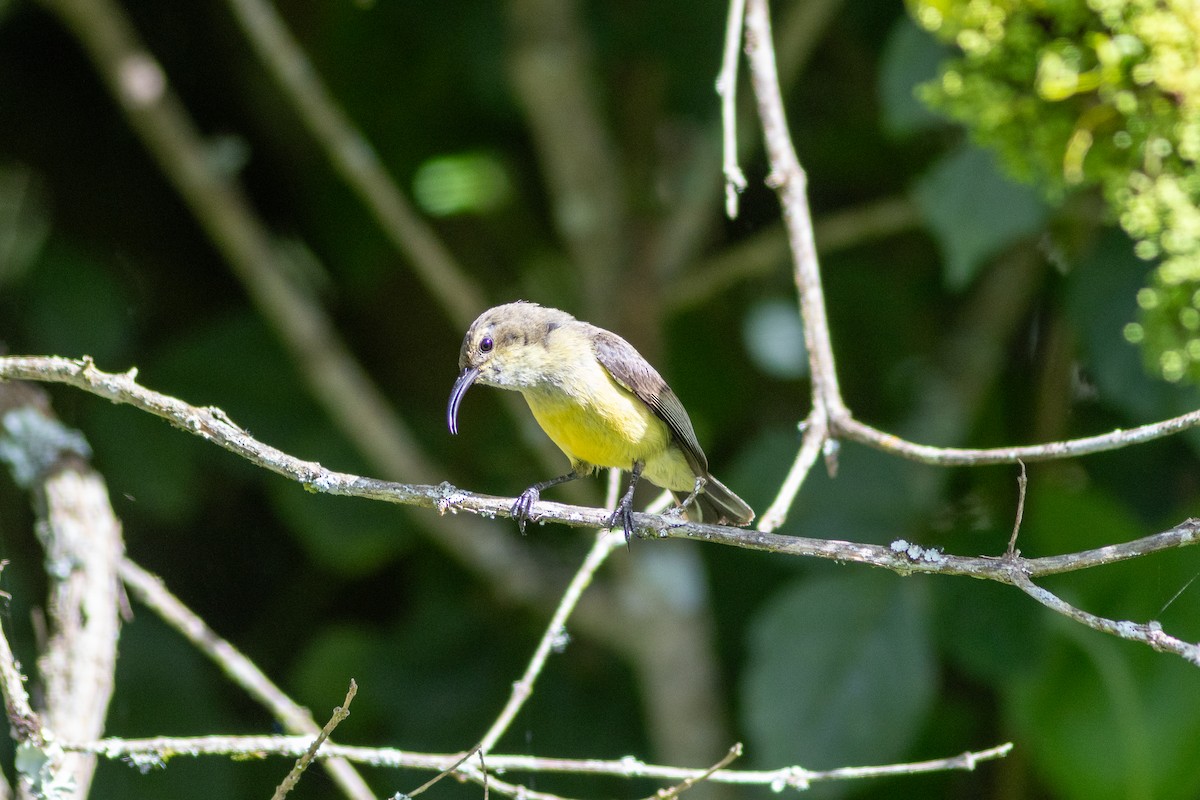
xmin=740 ymin=0 xmax=852 ymax=528
xmin=405 ymin=746 xmax=481 ymax=798
xmin=63 ymin=735 xmax=1014 ymax=789
xmin=743 ymin=0 xmax=846 ymax=423
xmin=0 ymin=590 xmax=42 ymax=800
xmin=644 ymin=743 xmax=742 ymax=800
xmin=759 ymin=410 xmax=825 ymax=531
xmin=0 ymin=378 xmax=123 ymax=798
xmin=1007 ymin=461 xmax=1028 ymax=557
xmin=836 ymin=414 xmax=1200 ymax=465
xmin=2 ymin=356 xmax=1198 ymax=663
xmin=1011 ymin=573 xmax=1200 ymax=664
xmin=716 ymin=0 xmax=748 ymax=219
xmin=506 ymin=0 xmax=627 ymax=312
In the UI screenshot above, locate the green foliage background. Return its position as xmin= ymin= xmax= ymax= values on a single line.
xmin=1 ymin=1 xmax=1199 ymax=799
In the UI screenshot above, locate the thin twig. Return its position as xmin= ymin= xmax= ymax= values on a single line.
xmin=1011 ymin=572 xmax=1200 ymax=664
xmin=653 ymin=0 xmax=843 ymax=287
xmin=644 ymin=742 xmax=742 ymax=800
xmin=271 ymin=680 xmax=358 ymax=800
xmin=477 ymin=527 xmax=623 ymax=753
xmin=406 ymin=746 xmax=480 ymax=798
xmin=836 ymin=415 xmax=1200 ymax=465
xmin=64 ymin=735 xmax=1014 ymax=788
xmin=716 ymin=0 xmax=748 ymax=219
xmin=743 ymin=0 xmax=846 ymax=419
xmin=741 ymin=0 xmax=850 ymax=528
xmin=1007 ymin=461 xmax=1028 ymax=558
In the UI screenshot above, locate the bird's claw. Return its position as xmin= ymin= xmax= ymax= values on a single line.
xmin=661 ymin=504 xmax=688 ymax=520
xmin=678 ymin=477 xmax=706 ymax=514
xmin=512 ymin=488 xmax=540 ymax=534
xmin=606 ymin=497 xmax=636 ymax=544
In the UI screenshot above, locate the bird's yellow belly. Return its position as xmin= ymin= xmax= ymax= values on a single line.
xmin=523 ymin=380 xmax=669 ymax=471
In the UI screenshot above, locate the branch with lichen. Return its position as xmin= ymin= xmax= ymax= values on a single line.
xmin=2 ymin=355 xmax=1198 ymax=666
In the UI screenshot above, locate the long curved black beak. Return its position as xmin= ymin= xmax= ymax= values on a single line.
xmin=447 ymin=366 xmax=481 ymax=435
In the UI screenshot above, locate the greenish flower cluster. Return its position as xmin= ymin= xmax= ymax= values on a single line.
xmin=909 ymin=0 xmax=1200 ymax=381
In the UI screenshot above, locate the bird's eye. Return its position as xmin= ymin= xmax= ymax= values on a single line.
xmin=479 ymin=336 xmax=494 ymax=353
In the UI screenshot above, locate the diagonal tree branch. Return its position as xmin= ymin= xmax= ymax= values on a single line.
xmin=119 ymin=558 xmax=376 ymax=800
xmin=506 ymin=0 xmax=628 ymax=315
xmin=2 ymin=355 xmax=1198 ymax=664
xmin=222 ymin=0 xmax=485 ymax=329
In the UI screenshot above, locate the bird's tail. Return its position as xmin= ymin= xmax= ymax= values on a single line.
xmin=674 ymin=474 xmax=754 ymax=527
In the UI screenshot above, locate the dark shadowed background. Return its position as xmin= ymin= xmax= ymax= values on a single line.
xmin=2 ymin=1 xmax=1199 ymax=798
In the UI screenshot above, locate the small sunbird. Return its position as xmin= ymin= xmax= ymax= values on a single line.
xmin=447 ymin=301 xmax=754 ymax=540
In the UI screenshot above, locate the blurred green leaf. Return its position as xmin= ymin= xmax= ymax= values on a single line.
xmin=413 ymin=151 xmax=512 ymax=217
xmin=22 ymin=240 xmax=133 ymax=363
xmin=742 ymin=297 xmax=808 ymax=380
xmin=913 ymin=144 xmax=1050 ymax=290
xmin=935 ymin=578 xmax=1048 ymax=685
xmin=740 ymin=571 xmax=936 ymax=777
xmin=878 ymin=17 xmax=950 ymax=137
xmin=1006 ymin=622 xmax=1200 ymax=800
xmin=0 ymin=163 xmax=49 ymax=286
xmin=268 ymin=483 xmax=411 ymax=576
xmin=86 ymin=400 xmax=205 ymax=526
xmin=1065 ymin=230 xmax=1200 ymax=427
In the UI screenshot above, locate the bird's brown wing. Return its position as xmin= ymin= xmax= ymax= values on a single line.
xmin=590 ymin=328 xmax=709 ymax=476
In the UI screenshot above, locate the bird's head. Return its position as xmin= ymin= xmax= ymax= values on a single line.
xmin=448 ymin=301 xmax=575 ymax=434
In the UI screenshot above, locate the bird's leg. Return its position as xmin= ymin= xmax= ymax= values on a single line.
xmin=513 ymin=470 xmax=583 ymax=533
xmin=606 ymin=461 xmax=645 ymax=544
xmin=667 ymin=476 xmax=707 ymax=518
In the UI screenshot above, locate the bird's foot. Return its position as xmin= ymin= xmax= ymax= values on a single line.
xmin=511 ymin=487 xmax=541 ymax=534
xmin=676 ymin=477 xmax=707 ymax=515
xmin=661 ymin=504 xmax=688 ymax=521
xmin=605 ymin=495 xmax=636 ymax=545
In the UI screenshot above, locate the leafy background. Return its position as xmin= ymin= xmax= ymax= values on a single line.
xmin=2 ymin=1 xmax=1200 ymax=799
